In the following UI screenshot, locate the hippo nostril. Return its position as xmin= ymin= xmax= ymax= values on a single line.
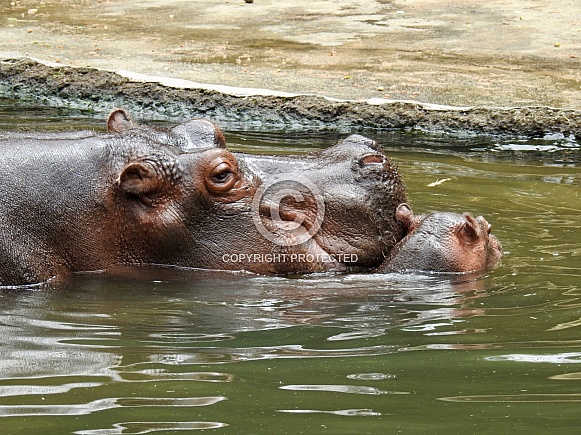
xmin=355 ymin=153 xmax=386 ymax=169
xmin=360 ymin=154 xmax=385 ymax=165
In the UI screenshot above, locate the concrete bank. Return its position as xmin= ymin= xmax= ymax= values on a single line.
xmin=2 ymin=58 xmax=580 ymax=136
xmin=1 ymin=0 xmax=580 ymax=135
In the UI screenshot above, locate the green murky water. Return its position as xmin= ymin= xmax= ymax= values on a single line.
xmin=0 ymin=100 xmax=580 ymax=433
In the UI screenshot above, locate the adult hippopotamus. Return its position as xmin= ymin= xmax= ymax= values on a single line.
xmin=0 ymin=110 xmax=406 ymax=286
xmin=376 ymin=204 xmax=502 ymax=274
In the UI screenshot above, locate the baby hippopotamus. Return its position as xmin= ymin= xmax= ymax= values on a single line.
xmin=377 ymin=204 xmax=502 ymax=274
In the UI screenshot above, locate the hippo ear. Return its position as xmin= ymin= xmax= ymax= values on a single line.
xmin=171 ymin=119 xmax=226 ymax=150
xmin=395 ymin=203 xmax=420 ymax=233
xmin=117 ymin=162 xmax=163 ymax=197
xmin=458 ymin=213 xmax=482 ymax=243
xmin=107 ymin=109 xmax=136 ymax=133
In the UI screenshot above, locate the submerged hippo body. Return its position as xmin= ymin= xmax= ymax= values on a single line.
xmin=377 ymin=204 xmax=502 ymax=274
xmin=0 ymin=111 xmax=407 ymax=286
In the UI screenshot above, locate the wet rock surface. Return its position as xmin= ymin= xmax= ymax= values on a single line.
xmin=1 ymin=0 xmax=580 ymax=135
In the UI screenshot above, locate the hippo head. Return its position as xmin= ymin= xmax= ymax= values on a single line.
xmin=234 ymin=134 xmax=407 ymax=272
xmin=106 ymin=111 xmax=252 ymax=265
xmin=377 ymin=204 xmax=503 ymax=274
xmin=108 ymin=111 xmax=407 ymax=274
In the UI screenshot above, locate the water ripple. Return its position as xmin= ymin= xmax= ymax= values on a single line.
xmin=279 ymin=384 xmax=409 ymax=395
xmin=116 ymin=396 xmax=226 ymax=407
xmin=117 ymin=369 xmax=234 ymax=383
xmin=402 ymin=340 xmax=581 ymax=352
xmin=439 ymin=394 xmax=581 ymax=403
xmin=278 ymin=408 xmax=382 ymax=416
xmin=346 ymin=373 xmax=396 ymax=381
xmin=546 ymin=316 xmax=581 ymax=331
xmin=76 ymin=421 xmax=228 ymax=434
xmin=147 ymin=333 xmax=235 ymax=343
xmin=0 ymin=396 xmax=226 ymax=417
xmin=149 ymin=344 xmax=399 ymax=365
xmin=326 ymin=329 xmax=386 ymax=341
xmin=0 ymin=382 xmax=102 ymax=398
xmin=486 ymin=352 xmax=581 ymax=363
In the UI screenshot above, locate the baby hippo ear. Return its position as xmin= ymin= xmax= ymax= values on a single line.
xmin=395 ymin=203 xmax=421 ymax=233
xmin=117 ymin=162 xmax=162 ymax=196
xmin=107 ymin=109 xmax=136 ymax=133
xmin=458 ymin=213 xmax=482 ymax=243
xmin=171 ymin=119 xmax=226 ymax=150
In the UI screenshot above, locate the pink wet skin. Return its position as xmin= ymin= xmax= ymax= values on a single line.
xmin=377 ymin=204 xmax=503 ymax=274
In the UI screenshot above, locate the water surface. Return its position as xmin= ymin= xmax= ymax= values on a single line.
xmin=0 ymin=100 xmax=580 ymax=433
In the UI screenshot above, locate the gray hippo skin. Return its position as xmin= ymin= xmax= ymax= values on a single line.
xmin=0 ymin=111 xmax=229 ymax=286
xmin=377 ymin=204 xmax=502 ymax=274
xmin=0 ymin=110 xmax=406 ymax=286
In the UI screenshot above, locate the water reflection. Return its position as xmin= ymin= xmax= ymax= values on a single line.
xmin=486 ymin=352 xmax=581 ymax=364
xmin=77 ymin=421 xmax=228 ymax=434
xmin=0 ymin=270 xmax=490 ymax=423
xmin=278 ymin=408 xmax=382 ymax=416
xmin=439 ymin=394 xmax=581 ymax=403
xmin=0 ymin=396 xmax=226 ymax=417
xmin=279 ymin=384 xmax=409 ymax=395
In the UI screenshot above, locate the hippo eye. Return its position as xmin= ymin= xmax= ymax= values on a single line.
xmin=210 ymin=163 xmax=233 ymax=182
xmin=214 ymin=172 xmax=229 ymax=181
xmin=207 ymin=161 xmax=238 ymax=194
